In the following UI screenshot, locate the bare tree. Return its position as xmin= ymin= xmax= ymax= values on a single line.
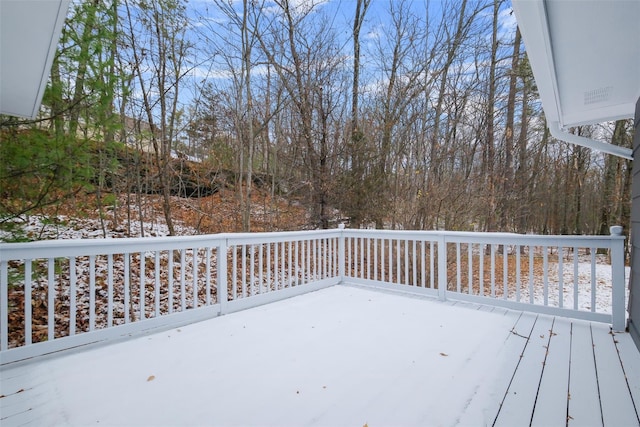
xmin=122 ymin=0 xmax=193 ymax=235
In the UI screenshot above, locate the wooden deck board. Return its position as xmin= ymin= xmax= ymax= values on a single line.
xmin=613 ymin=331 xmax=640 ymax=419
xmin=568 ymin=321 xmax=604 ymax=426
xmin=476 ymin=311 xmax=537 ymax=425
xmin=592 ymin=322 xmax=640 ymax=426
xmin=494 ymin=314 xmax=555 ymax=426
xmin=530 ymin=317 xmax=572 ymax=426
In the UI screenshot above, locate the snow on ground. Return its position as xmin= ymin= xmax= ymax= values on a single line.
xmin=0 ymin=286 xmax=517 ymax=426
xmin=0 ymin=213 xmax=197 ymax=241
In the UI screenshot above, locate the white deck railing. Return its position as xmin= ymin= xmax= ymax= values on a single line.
xmin=0 ymin=226 xmax=627 ymax=364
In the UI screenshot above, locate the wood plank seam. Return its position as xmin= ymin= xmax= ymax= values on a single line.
xmin=529 ymin=317 xmax=556 ymax=426
xmin=567 ymin=323 xmax=573 ymax=426
xmin=590 ymin=324 xmax=606 ymax=426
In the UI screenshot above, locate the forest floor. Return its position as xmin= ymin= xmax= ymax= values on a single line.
xmin=0 ymin=186 xmax=311 ymax=242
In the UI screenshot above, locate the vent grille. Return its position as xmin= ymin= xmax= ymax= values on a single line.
xmin=584 ymin=86 xmax=613 ymax=105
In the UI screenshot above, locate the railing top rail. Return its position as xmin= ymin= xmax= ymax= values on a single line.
xmin=0 ymin=227 xmax=624 ymax=260
xmin=340 ymin=228 xmax=624 ymax=246
xmin=225 ymin=229 xmax=341 ymax=245
xmin=0 ymin=229 xmax=342 ymax=260
xmin=0 ymin=234 xmax=227 ymax=260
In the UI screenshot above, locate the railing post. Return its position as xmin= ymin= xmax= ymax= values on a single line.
xmin=610 ymin=225 xmax=626 ymax=331
xmin=438 ymin=234 xmax=447 ymax=301
xmin=338 ymin=224 xmax=345 ymax=284
xmin=218 ymin=238 xmax=228 ymax=315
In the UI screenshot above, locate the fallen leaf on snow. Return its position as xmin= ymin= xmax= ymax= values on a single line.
xmin=440 ymin=352 xmax=448 ymax=357
xmin=147 ymin=375 xmax=155 ymax=382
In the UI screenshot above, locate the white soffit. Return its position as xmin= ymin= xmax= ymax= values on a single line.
xmin=0 ymin=0 xmax=70 ymax=119
xmin=513 ymin=0 xmax=640 ymax=159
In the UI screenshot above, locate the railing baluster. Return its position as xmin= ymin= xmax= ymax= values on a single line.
xmin=48 ymin=258 xmax=55 ymax=340
xmin=0 ymin=260 xmax=7 ymax=350
xmin=70 ymin=256 xmax=76 ymax=334
xmin=25 ymin=259 xmax=32 ymax=345
xmin=250 ymin=245 xmax=255 ymax=294
xmin=388 ymin=239 xmax=393 ymax=283
xmin=282 ymin=242 xmax=287 ymax=288
xmin=267 ymin=243 xmax=272 ymax=290
xmin=140 ymin=252 xmax=145 ymax=319
xmin=468 ymin=243 xmax=473 ymax=295
xmin=396 ymin=239 xmax=401 ymax=284
xmin=274 ymin=242 xmax=279 ymax=290
xmin=479 ymin=245 xmax=484 ymax=296
xmin=108 ymin=254 xmax=114 ymax=325
xmin=404 ymin=239 xmax=409 ymax=285
xmin=180 ymin=250 xmax=186 ymax=310
xmin=306 ymin=239 xmax=311 ymax=284
xmin=590 ymin=249 xmax=596 ymax=312
xmin=242 ymin=244 xmax=247 ymax=297
xmin=125 ymin=254 xmax=132 ymax=322
xmin=366 ymin=238 xmax=371 ymax=280
xmin=429 ymin=241 xmax=435 ymax=289
xmin=289 ymin=240 xmax=294 ymax=285
xmin=421 ymin=240 xmax=426 ymax=288
xmin=490 ymin=245 xmax=496 ymax=298
xmin=573 ymin=248 xmax=579 ymax=310
xmin=192 ymin=248 xmax=198 ymax=307
xmin=558 ymin=247 xmax=564 ymax=308
xmin=212 ymin=246 xmax=218 ymax=306
xmin=503 ymin=245 xmax=508 ymax=300
xmin=155 ymin=252 xmax=161 ymax=316
xmin=515 ymin=247 xmax=521 ymax=302
xmin=381 ymin=239 xmax=386 ymax=282
xmin=259 ymin=244 xmax=264 ymax=293
xmin=89 ymin=255 xmax=96 ymax=331
xmin=543 ymin=246 xmax=549 ymax=306
xmin=315 ymin=238 xmax=318 ymax=280
xmin=456 ymin=242 xmax=461 ymax=293
xmin=412 ymin=240 xmax=417 ymax=287
xmin=168 ymin=251 xmax=174 ymax=313
xmin=529 ymin=248 xmax=534 ymax=304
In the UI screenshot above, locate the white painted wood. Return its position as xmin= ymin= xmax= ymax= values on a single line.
xmin=573 ymin=249 xmax=579 ymax=310
xmin=494 ymin=314 xmax=555 ymax=426
xmin=47 ymin=258 xmax=55 ymax=340
xmin=613 ymin=332 xmax=640 ymax=419
xmin=24 ymin=260 xmax=32 ymax=345
xmin=469 ymin=311 xmax=537 ymax=424
xmin=69 ymin=256 xmax=76 ymax=334
xmin=530 ymin=318 xmax=571 ymax=426
xmin=140 ymin=252 xmax=145 ymax=318
xmin=168 ymin=251 xmax=174 ymax=313
xmin=155 ymin=251 xmax=161 ymax=316
xmin=89 ymin=255 xmax=96 ymax=330
xmin=567 ymin=320 xmax=603 ymax=426
xmin=192 ymin=248 xmax=198 ymax=306
xmin=591 ymin=322 xmax=640 ymax=426
xmin=180 ymin=249 xmax=186 ymax=309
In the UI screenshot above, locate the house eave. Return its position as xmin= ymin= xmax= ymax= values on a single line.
xmin=512 ymin=0 xmax=640 ymax=159
xmin=0 ymin=0 xmax=71 ymax=119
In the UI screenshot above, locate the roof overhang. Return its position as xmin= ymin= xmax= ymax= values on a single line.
xmin=0 ymin=0 xmax=71 ymax=119
xmin=512 ymin=0 xmax=640 ymax=160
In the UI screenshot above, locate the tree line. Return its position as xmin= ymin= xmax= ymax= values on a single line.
xmin=0 ymin=0 xmax=632 ymax=237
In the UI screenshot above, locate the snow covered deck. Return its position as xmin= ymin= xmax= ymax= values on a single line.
xmin=2 ymin=284 xmax=639 ymax=426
